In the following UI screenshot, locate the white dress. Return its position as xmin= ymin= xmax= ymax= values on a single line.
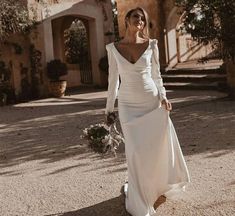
xmin=105 ymin=39 xmax=190 ymax=216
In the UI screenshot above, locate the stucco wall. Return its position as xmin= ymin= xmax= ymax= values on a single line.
xmin=0 ymin=35 xmax=31 ymax=97
xmin=0 ymin=0 xmax=222 ymax=101
xmin=177 ymin=34 xmax=214 ymax=62
xmin=0 ymin=0 xmax=114 ymax=99
xmin=37 ymin=0 xmax=114 ymax=88
xmin=115 ymin=0 xmax=216 ymax=68
xmin=115 ymin=0 xmax=160 ymax=39
xmin=115 ymin=0 xmax=171 ymax=66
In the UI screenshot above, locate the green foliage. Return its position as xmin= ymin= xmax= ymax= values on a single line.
xmin=0 ymin=60 xmax=15 ymax=104
xmin=0 ymin=0 xmax=35 ymax=41
xmin=12 ymin=43 xmax=23 ymax=55
xmin=111 ymin=0 xmax=120 ymax=41
xmin=47 ymin=59 xmax=68 ymax=81
xmin=0 ymin=61 xmax=11 ymax=82
xmin=64 ymin=28 xmax=80 ymax=64
xmin=86 ymin=124 xmax=110 ymax=153
xmin=81 ymin=122 xmax=124 ymax=156
xmin=19 ymin=64 xmax=31 ymax=101
xmin=29 ymin=44 xmax=42 ymax=98
xmin=88 ymin=125 xmax=109 ymax=139
xmin=176 ymin=0 xmax=235 ymax=60
xmin=64 ymin=19 xmax=88 ymax=64
xmin=99 ymin=56 xmax=108 ymax=75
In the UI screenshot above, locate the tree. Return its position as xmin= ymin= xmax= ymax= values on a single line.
xmin=64 ymin=19 xmax=88 ymax=64
xmin=0 ymin=0 xmax=35 ymax=41
xmin=176 ymin=0 xmax=235 ymax=98
xmin=176 ymin=0 xmax=235 ymax=60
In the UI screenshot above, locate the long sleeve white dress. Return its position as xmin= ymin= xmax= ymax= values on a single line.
xmin=105 ymin=38 xmax=190 ymax=216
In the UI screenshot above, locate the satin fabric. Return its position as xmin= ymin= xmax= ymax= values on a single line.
xmin=105 ymin=39 xmax=190 ymax=216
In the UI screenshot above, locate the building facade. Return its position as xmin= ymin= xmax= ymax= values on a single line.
xmin=115 ymin=0 xmax=215 ymax=68
xmin=0 ymin=0 xmax=215 ymax=101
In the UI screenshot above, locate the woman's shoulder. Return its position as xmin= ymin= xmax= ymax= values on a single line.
xmin=149 ymin=38 xmax=159 ymax=50
xmin=149 ymin=38 xmax=158 ymax=44
xmin=106 ymin=42 xmax=115 ymax=51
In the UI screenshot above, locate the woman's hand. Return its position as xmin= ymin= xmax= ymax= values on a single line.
xmin=161 ymin=99 xmax=172 ymax=111
xmin=105 ymin=112 xmax=117 ymax=126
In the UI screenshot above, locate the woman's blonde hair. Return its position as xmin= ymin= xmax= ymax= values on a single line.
xmin=124 ymin=7 xmax=150 ymax=39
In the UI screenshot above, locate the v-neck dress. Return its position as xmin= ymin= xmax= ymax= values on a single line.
xmin=105 ymin=39 xmax=190 ymax=216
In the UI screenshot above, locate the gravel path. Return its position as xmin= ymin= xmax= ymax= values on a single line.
xmin=0 ymin=89 xmax=234 ymax=216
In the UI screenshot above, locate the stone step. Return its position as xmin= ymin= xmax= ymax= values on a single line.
xmin=162 ymin=60 xmax=227 ymax=91
xmin=164 ymin=67 xmax=225 ymax=75
xmin=164 ymin=82 xmax=226 ymax=90
xmin=162 ymin=73 xmax=227 ymax=83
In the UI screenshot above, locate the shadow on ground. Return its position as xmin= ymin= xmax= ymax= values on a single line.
xmin=0 ymin=90 xmax=234 ymax=176
xmin=0 ymin=92 xmax=126 ymax=173
xmin=171 ymin=97 xmax=235 ymax=157
xmin=45 ymin=194 xmax=131 ymax=216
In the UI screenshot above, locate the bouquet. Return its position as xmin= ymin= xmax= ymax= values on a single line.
xmin=80 ymin=116 xmax=124 ymax=156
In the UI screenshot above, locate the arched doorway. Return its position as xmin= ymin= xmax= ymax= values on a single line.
xmin=42 ymin=2 xmax=106 ymax=87
xmin=165 ymin=6 xmax=216 ymax=67
xmin=165 ymin=6 xmax=181 ymax=67
xmin=64 ymin=19 xmax=92 ymax=84
xmin=52 ymin=16 xmax=93 ymax=87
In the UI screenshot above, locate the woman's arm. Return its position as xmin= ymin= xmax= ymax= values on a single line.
xmin=105 ymin=44 xmax=120 ymax=115
xmin=151 ymin=39 xmax=167 ymax=102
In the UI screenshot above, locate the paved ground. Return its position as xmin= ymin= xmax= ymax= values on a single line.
xmin=0 ymin=89 xmax=234 ymax=216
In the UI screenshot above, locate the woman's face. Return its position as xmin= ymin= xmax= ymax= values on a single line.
xmin=126 ymin=10 xmax=146 ymax=31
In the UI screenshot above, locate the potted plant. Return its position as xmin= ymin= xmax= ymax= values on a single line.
xmin=99 ymin=55 xmax=109 ymax=87
xmin=47 ymin=59 xmax=68 ymax=97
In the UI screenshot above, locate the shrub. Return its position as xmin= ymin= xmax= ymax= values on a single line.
xmin=46 ymin=59 xmax=68 ymax=81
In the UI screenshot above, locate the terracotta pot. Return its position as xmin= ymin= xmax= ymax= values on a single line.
xmin=49 ymin=80 xmax=67 ymax=98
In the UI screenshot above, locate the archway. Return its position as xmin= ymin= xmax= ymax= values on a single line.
xmin=165 ymin=6 xmax=181 ymax=67
xmin=51 ymin=16 xmax=93 ymax=87
xmin=165 ymin=6 xmax=216 ymax=67
xmin=64 ymin=19 xmax=92 ymax=84
xmin=42 ymin=2 xmax=105 ymax=87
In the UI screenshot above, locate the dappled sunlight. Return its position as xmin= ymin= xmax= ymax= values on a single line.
xmin=203 ymin=149 xmax=232 ymax=158
xmin=0 ymin=96 xmax=126 ymax=177
xmin=13 ymin=91 xmax=107 ymax=108
xmin=0 ymin=124 xmax=7 ymax=128
xmin=170 ymin=98 xmax=235 ymax=157
xmin=0 ymin=90 xmax=234 ymax=216
xmin=170 ymin=94 xmax=222 ymax=105
xmin=0 ymin=104 xmax=125 ymax=174
xmin=83 ymin=156 xmax=127 ymax=174
xmin=45 ymin=163 xmax=91 ymax=176
xmin=14 ymin=99 xmax=91 ymax=107
xmin=0 ymin=99 xmax=107 ymax=125
xmin=0 ymin=109 xmax=101 ymax=134
xmin=0 ymin=90 xmax=234 ymax=177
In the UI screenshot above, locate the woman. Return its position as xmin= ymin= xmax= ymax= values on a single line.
xmin=105 ymin=7 xmax=190 ymax=216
